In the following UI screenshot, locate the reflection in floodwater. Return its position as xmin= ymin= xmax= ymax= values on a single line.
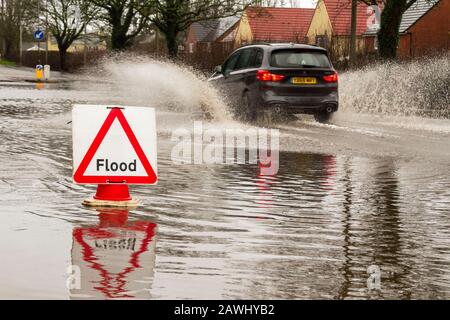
xmin=70 ymin=210 xmax=157 ymax=299
xmin=256 ymin=159 xmax=277 ymax=209
xmin=1 ymin=79 xmax=450 ymax=299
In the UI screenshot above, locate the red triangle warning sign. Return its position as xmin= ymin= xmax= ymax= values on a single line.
xmin=73 ymin=107 xmax=157 ymax=184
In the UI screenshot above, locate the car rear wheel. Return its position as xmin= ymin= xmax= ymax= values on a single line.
xmin=314 ymin=111 xmax=332 ymax=123
xmin=242 ymin=94 xmax=286 ymax=127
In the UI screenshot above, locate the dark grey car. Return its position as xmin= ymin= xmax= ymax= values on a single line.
xmin=208 ymin=43 xmax=338 ymax=122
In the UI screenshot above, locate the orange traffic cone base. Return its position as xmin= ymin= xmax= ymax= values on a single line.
xmin=82 ymin=184 xmax=139 ymax=208
xmin=82 ymin=198 xmax=139 ymax=208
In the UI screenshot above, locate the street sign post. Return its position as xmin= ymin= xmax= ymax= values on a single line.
xmin=34 ymin=29 xmax=45 ymax=65
xmin=34 ymin=29 xmax=45 ymax=41
xmin=72 ymin=105 xmax=158 ymax=207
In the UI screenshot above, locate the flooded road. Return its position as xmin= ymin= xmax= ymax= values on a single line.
xmin=0 ymin=60 xmax=449 ymax=299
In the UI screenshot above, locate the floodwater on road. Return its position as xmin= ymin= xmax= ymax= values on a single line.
xmin=0 ymin=58 xmax=449 ymax=299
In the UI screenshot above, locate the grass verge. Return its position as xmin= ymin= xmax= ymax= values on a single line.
xmin=0 ymin=59 xmax=16 ymax=66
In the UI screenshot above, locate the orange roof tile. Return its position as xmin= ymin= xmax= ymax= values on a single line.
xmin=246 ymin=7 xmax=315 ymax=42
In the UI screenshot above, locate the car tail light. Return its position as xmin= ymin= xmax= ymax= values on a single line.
xmin=323 ymin=72 xmax=338 ymax=83
xmin=257 ymin=70 xmax=285 ymax=82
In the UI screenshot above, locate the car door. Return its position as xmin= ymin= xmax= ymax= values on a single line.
xmin=228 ymin=48 xmax=264 ymax=105
xmin=211 ymin=50 xmax=239 ymax=106
xmin=229 ymin=48 xmax=254 ymax=95
xmin=240 ymin=48 xmax=263 ymax=102
xmin=220 ymin=50 xmax=241 ymax=88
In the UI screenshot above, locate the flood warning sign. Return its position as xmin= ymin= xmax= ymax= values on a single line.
xmin=72 ymin=105 xmax=157 ymax=184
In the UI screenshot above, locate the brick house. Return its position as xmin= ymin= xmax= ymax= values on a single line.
xmin=397 ymin=0 xmax=450 ymax=58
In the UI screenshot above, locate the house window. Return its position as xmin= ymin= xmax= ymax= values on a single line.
xmin=189 ymin=43 xmax=194 ymax=54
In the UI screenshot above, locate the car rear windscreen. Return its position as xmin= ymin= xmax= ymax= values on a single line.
xmin=270 ymin=50 xmax=331 ymax=68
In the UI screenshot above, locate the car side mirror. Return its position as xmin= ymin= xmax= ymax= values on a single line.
xmin=214 ymin=65 xmax=222 ymax=74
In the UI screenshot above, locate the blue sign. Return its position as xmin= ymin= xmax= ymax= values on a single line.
xmin=34 ymin=29 xmax=45 ymax=41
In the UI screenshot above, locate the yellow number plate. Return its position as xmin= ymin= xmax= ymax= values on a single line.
xmin=291 ymin=77 xmax=317 ymax=84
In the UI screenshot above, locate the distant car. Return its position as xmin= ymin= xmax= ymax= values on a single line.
xmin=208 ymin=43 xmax=338 ymax=122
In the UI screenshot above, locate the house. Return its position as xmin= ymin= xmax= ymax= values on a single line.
xmin=185 ymin=16 xmax=240 ymax=54
xmin=306 ymin=0 xmax=374 ymax=57
xmin=234 ymin=7 xmax=315 ymax=47
xmin=397 ymin=0 xmax=449 ymax=58
xmin=45 ymin=32 xmax=107 ymax=53
xmin=25 ymin=43 xmax=47 ymax=51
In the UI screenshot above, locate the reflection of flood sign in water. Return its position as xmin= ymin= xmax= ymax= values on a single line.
xmin=72 ymin=105 xmax=157 ymax=184
xmin=71 ymin=220 xmax=157 ymax=299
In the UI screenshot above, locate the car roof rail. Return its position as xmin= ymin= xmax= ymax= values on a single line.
xmin=237 ymin=42 xmax=272 ymax=49
xmin=252 ymin=42 xmax=272 ymax=46
xmin=236 ymin=42 xmax=327 ymax=51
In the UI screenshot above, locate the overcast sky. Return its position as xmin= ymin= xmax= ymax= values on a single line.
xmin=302 ymin=0 xmax=317 ymax=8
xmin=295 ymin=0 xmax=317 ymax=8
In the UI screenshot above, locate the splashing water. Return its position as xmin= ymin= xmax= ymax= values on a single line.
xmin=339 ymin=53 xmax=450 ymax=118
xmin=88 ymin=55 xmax=231 ymax=121
xmin=82 ymin=54 xmax=449 ymax=123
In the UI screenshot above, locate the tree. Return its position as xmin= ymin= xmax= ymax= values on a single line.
xmin=254 ymin=0 xmax=287 ymax=6
xmin=360 ymin=0 xmax=435 ymax=59
xmin=88 ymin=0 xmax=151 ymax=50
xmin=377 ymin=0 xmax=408 ymax=59
xmin=0 ymin=0 xmax=38 ymax=59
xmin=349 ymin=0 xmax=357 ymax=66
xmin=149 ymin=0 xmax=254 ymax=57
xmin=43 ymin=0 xmax=98 ymax=70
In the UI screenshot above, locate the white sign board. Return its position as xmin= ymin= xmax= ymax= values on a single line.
xmin=72 ymin=105 xmax=157 ymax=184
